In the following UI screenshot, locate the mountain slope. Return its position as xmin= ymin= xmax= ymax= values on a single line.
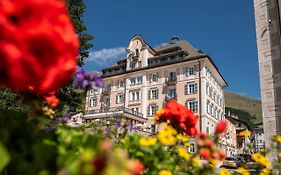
xmin=224 ymin=91 xmax=263 ymax=128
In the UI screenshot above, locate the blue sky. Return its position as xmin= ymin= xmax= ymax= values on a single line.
xmin=82 ymin=0 xmax=260 ymax=99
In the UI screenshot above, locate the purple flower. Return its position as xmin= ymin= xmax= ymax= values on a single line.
xmin=103 ymin=127 xmax=110 ymax=134
xmin=61 ymin=113 xmax=72 ymax=122
xmin=115 ymin=121 xmax=121 ymax=129
xmin=74 ymin=68 xmax=103 ymax=90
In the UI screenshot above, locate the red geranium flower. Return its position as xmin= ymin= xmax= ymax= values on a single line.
xmin=200 ymin=148 xmax=211 ymax=159
xmin=0 ymin=0 xmax=79 ymax=95
xmin=127 ymin=160 xmax=144 ymax=175
xmin=155 ymin=100 xmax=199 ymax=136
xmin=215 ymin=120 xmax=227 ymax=135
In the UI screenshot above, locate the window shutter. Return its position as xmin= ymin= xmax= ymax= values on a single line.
xmin=156 ymin=72 xmax=159 ymax=81
xmin=156 ymin=89 xmax=159 ymax=99
xmin=116 ymin=95 xmax=118 ymax=104
xmin=195 ymin=83 xmax=198 ymax=93
xmin=184 ymin=84 xmax=188 ymax=95
xmin=148 ymin=90 xmax=151 ymax=99
xmin=147 ymin=106 xmax=150 ymax=116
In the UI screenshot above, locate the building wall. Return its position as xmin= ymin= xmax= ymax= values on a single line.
xmin=85 ymin=36 xmax=227 ymax=134
xmin=254 ymin=0 xmax=281 ymax=160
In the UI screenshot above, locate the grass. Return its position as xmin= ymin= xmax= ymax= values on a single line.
xmin=224 ymin=91 xmax=262 ymax=128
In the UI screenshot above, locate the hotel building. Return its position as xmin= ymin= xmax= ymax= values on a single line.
xmin=84 ymin=35 xmax=227 ymax=134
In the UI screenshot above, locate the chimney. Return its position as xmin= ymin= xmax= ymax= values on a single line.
xmin=170 ymin=36 xmax=179 ymax=44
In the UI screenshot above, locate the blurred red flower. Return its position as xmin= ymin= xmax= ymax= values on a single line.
xmin=215 ymin=121 xmax=227 ymax=135
xmin=0 ymin=0 xmax=79 ymax=95
xmin=155 ymin=100 xmax=199 ymax=136
xmin=128 ymin=160 xmax=144 ymax=175
xmin=200 ymin=148 xmax=211 ymax=159
xmin=44 ymin=94 xmax=59 ymax=107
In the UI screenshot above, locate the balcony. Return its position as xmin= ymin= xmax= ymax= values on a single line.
xmin=84 ymin=107 xmax=147 ymax=123
xmin=102 ymin=88 xmax=111 ymax=95
xmin=164 ymin=94 xmax=177 ymax=104
xmin=165 ymin=77 xmax=177 ymax=86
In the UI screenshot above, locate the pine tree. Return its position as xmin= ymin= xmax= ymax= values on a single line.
xmin=67 ymin=0 xmax=94 ymax=66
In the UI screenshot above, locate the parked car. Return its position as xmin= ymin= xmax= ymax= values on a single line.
xmin=235 ymin=156 xmax=245 ymax=167
xmin=220 ymin=157 xmax=237 ymax=169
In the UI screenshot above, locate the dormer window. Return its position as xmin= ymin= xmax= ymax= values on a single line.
xmin=135 ymin=49 xmax=139 ymax=57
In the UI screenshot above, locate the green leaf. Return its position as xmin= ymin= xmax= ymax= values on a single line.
xmin=0 ymin=142 xmax=10 ymax=172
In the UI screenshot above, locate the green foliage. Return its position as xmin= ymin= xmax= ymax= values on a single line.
xmin=0 ymin=110 xmax=57 ymax=175
xmin=0 ymin=142 xmax=10 ymax=173
xmin=226 ymin=107 xmax=257 ymax=129
xmin=0 ymin=87 xmax=28 ymax=112
xmin=66 ymin=0 xmax=94 ymax=67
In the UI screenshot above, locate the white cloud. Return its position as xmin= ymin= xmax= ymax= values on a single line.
xmin=86 ymin=47 xmax=126 ymax=66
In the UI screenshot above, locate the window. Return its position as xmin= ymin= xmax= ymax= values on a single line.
xmin=215 ymin=107 xmax=218 ymax=119
xmin=148 ymin=104 xmax=158 ymax=116
xmin=104 ymin=98 xmax=110 ymax=106
xmin=187 ymin=66 xmax=196 ymax=76
xmin=137 ymin=76 xmax=142 ymax=84
xmin=130 ymin=77 xmax=136 ymax=85
xmin=116 ymin=94 xmax=124 ymax=104
xmin=210 ymin=104 xmax=214 ymax=117
xmin=89 ymin=98 xmax=97 ymax=107
xmin=209 ymin=88 xmax=213 ymax=98
xmin=151 ymin=73 xmax=158 ymax=82
xmin=168 ymin=88 xmax=177 ymax=99
xmin=185 ymin=100 xmax=198 ymax=113
xmin=206 ymin=126 xmax=210 ymax=134
xmin=131 ymin=76 xmax=142 ymax=85
xmin=117 ymin=79 xmax=125 ymax=87
xmin=131 ymin=91 xmax=140 ymax=101
xmin=131 ymin=107 xmax=139 ymax=115
xmin=206 ymin=84 xmax=209 ymax=95
xmin=168 ymin=72 xmax=177 ymax=81
xmin=135 ymin=49 xmax=139 ymax=57
xmin=103 ymin=84 xmax=111 ymax=92
xmin=206 ymin=100 xmax=210 ymax=114
xmin=137 ymin=61 xmax=142 ymax=68
xmin=185 ymin=83 xmax=197 ymax=94
xmin=189 ymin=143 xmax=196 ymax=153
xmin=149 ymin=89 xmax=159 ymax=99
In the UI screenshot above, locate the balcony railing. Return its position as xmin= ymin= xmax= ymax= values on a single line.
xmin=102 ymin=88 xmax=111 ymax=95
xmin=165 ymin=77 xmax=177 ymax=85
xmin=85 ymin=107 xmax=144 ymax=119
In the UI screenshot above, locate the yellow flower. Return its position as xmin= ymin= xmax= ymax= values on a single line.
xmin=275 ymin=135 xmax=281 ymax=143
xmin=259 ymin=168 xmax=271 ymax=175
xmin=177 ymin=147 xmax=190 ymax=160
xmin=156 ymin=108 xmax=165 ymax=116
xmin=252 ymin=153 xmax=271 ymax=168
xmin=208 ymin=158 xmax=217 ymax=170
xmin=278 ymin=152 xmax=281 ymax=157
xmin=177 ymin=134 xmax=189 ymax=143
xmin=139 ymin=137 xmax=157 ymax=147
xmin=192 ymin=156 xmax=202 ymax=168
xmin=153 ymin=115 xmax=159 ymax=121
xmin=237 ymin=167 xmax=250 ymax=175
xmin=157 ymin=124 xmax=177 ymax=146
xmin=239 ymin=130 xmax=251 ymax=137
xmin=162 ymin=124 xmax=177 ymax=135
xmin=159 ymin=170 xmax=172 ymax=175
xmin=219 ymin=168 xmax=231 ymax=175
xmin=158 ymin=131 xmax=177 ymax=146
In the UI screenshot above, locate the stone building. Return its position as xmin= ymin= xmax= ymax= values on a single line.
xmin=84 ymin=35 xmax=227 ymax=135
xmin=254 ymin=0 xmax=281 ymax=159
